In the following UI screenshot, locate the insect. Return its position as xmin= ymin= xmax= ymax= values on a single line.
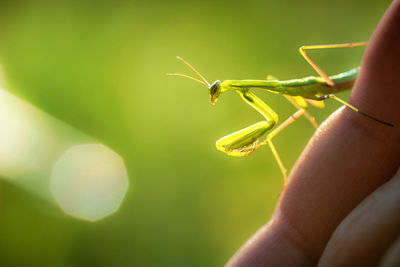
xmin=168 ymin=42 xmax=393 ymax=182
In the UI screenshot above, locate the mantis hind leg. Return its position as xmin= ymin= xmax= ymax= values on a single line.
xmin=299 ymin=42 xmax=368 ymax=86
xmin=299 ymin=42 xmax=393 ymax=127
xmin=317 ymin=94 xmax=394 ymax=127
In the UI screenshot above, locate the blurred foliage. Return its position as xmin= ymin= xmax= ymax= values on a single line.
xmin=0 ymin=0 xmax=392 ymax=266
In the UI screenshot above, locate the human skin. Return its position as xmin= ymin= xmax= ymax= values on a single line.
xmin=226 ymin=0 xmax=400 ymax=266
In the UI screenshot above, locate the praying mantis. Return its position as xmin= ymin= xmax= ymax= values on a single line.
xmin=168 ymin=42 xmax=393 ymax=182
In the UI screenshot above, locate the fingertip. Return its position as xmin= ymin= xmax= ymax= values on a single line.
xmin=352 ymin=0 xmax=400 ymax=129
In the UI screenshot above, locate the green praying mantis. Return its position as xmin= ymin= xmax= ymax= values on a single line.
xmin=168 ymin=42 xmax=393 ymax=182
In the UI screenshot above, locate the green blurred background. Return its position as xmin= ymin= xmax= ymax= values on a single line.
xmin=0 ymin=0 xmax=392 ymax=266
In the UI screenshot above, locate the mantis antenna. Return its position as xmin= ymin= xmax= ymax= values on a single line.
xmin=167 ymin=56 xmax=211 ymax=88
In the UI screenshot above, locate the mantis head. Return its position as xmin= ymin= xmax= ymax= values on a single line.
xmin=209 ymin=80 xmax=221 ymax=105
xmin=168 ymin=56 xmax=221 ymax=105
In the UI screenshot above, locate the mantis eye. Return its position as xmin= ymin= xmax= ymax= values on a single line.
xmin=210 ymin=81 xmax=219 ymax=95
xmin=210 ymin=80 xmax=221 ymax=104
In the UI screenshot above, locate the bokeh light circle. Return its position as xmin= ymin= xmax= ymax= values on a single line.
xmin=51 ymin=144 xmax=129 ymax=221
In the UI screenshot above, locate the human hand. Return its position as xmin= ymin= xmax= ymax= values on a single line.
xmin=227 ymin=0 xmax=400 ymax=266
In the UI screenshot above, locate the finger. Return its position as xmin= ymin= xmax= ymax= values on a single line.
xmin=227 ymin=1 xmax=400 ymax=265
xmin=353 ymin=0 xmax=400 ymax=128
xmin=380 ymin=234 xmax=400 ymax=267
xmin=318 ymin=168 xmax=400 ymax=266
xmin=277 ymin=0 xmax=400 ymax=258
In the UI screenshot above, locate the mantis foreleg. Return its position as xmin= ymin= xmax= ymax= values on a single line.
xmin=230 ymin=90 xmax=311 ymax=182
xmin=215 ymin=91 xmax=278 ymax=157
